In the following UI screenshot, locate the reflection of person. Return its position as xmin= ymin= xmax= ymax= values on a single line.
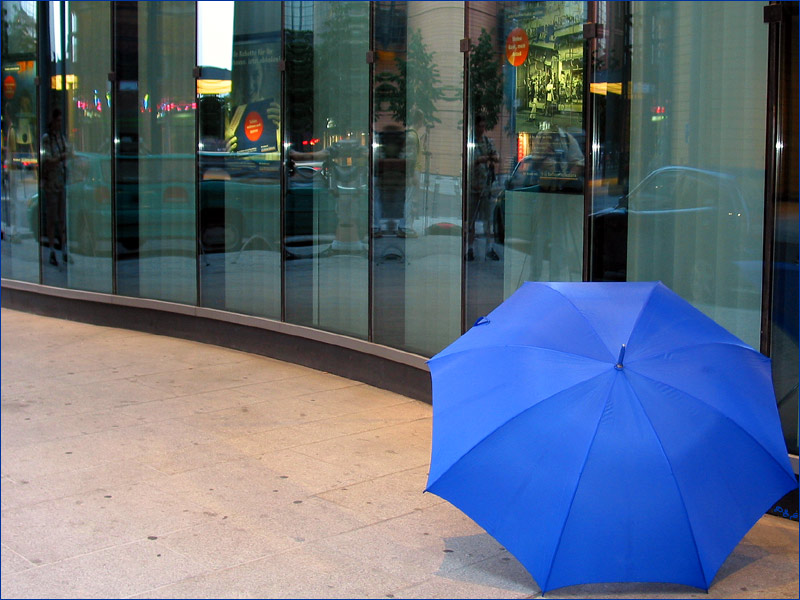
xmin=467 ymin=114 xmax=499 ymax=261
xmin=41 ymin=108 xmax=71 ymax=266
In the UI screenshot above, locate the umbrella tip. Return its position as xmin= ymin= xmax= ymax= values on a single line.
xmin=473 ymin=316 xmax=490 ymax=327
xmin=615 ymin=344 xmax=626 ymax=370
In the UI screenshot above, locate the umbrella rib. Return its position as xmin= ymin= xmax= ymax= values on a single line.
xmin=629 ymin=368 xmax=795 ymax=480
xmin=629 ymin=340 xmax=758 ymax=365
xmin=625 ymin=381 xmax=709 ymax=590
xmin=430 ymin=343 xmax=613 ymax=367
xmin=542 ymin=376 xmax=616 ymax=593
xmin=426 ymin=369 xmax=612 ymax=493
xmin=546 ymin=287 xmax=627 ymax=363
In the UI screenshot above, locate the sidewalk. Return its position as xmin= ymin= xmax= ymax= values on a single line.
xmin=1 ymin=307 xmax=797 ymax=599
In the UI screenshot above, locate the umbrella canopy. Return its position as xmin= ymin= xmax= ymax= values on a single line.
xmin=425 ymin=281 xmax=797 ymax=593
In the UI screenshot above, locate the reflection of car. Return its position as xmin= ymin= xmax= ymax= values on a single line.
xmin=28 ymin=151 xmax=283 ymax=256
xmin=494 ymin=150 xmax=584 ymax=246
xmin=591 ymin=166 xmax=758 ymax=302
xmin=284 ymin=161 xmax=337 ymax=258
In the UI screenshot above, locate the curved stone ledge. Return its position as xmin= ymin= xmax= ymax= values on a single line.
xmin=1 ymin=278 xmax=433 ymax=403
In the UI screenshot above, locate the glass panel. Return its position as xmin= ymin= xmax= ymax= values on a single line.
xmin=61 ymin=1 xmax=112 ymax=292
xmin=197 ymin=1 xmax=281 ymax=318
xmin=114 ymin=1 xmax=197 ymax=304
xmin=372 ymin=1 xmax=464 ymax=355
xmin=773 ymin=9 xmax=798 ymax=455
xmin=1 ymin=1 xmax=39 ymax=282
xmin=466 ymin=1 xmax=587 ymax=327
xmin=627 ymin=1 xmax=766 ymax=349
xmin=40 ymin=1 xmax=69 ymax=287
xmin=284 ymin=1 xmax=370 ymax=339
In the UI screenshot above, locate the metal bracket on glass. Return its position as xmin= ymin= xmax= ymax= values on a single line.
xmin=763 ymin=4 xmax=786 ymax=23
xmin=192 ymin=66 xmax=201 ymax=79
xmin=583 ymin=23 xmax=604 ymax=39
xmin=365 ymin=51 xmax=375 ymax=64
xmin=460 ymin=38 xmax=471 ymax=53
xmin=108 ymin=71 xmax=116 ymax=83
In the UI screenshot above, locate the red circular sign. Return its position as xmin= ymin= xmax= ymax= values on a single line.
xmin=244 ymin=111 xmax=264 ymax=142
xmin=506 ymin=28 xmax=529 ymax=67
xmin=3 ymin=75 xmax=17 ymax=99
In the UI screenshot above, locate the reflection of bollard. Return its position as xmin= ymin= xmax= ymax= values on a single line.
xmin=329 ymin=188 xmax=366 ymax=253
xmin=335 ymin=193 xmax=360 ymax=243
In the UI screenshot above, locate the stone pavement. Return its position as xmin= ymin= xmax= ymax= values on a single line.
xmin=1 ymin=308 xmax=797 ymax=599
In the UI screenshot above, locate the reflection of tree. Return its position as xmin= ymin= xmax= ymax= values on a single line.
xmin=469 ymin=29 xmax=503 ymax=131
xmin=285 ymin=29 xmax=314 ymax=142
xmin=375 ymin=28 xmax=444 ymax=129
xmin=315 ymin=1 xmax=369 ymax=137
xmin=2 ymin=3 xmax=37 ymax=56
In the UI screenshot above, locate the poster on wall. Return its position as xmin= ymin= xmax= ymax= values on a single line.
xmin=228 ymin=32 xmax=281 ymax=154
xmin=504 ymin=1 xmax=584 ymax=135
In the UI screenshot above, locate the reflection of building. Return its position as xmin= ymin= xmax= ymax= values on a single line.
xmin=2 ymin=1 xmax=798 ymax=509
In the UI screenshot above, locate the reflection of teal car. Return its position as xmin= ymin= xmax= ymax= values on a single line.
xmin=26 ymin=148 xmax=365 ymax=258
xmin=28 ymin=152 xmax=283 ymax=256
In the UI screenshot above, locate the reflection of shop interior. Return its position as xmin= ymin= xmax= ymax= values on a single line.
xmin=511 ymin=11 xmax=583 ymax=136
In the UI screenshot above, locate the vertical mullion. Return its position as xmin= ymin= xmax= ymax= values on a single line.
xmin=367 ymin=1 xmax=375 ymax=342
xmin=759 ymin=3 xmax=786 ymax=356
xmin=460 ymin=2 xmax=470 ymax=334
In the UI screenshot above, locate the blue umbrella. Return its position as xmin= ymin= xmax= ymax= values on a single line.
xmin=425 ymin=281 xmax=797 ymax=593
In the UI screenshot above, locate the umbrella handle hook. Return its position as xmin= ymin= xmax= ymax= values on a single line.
xmin=615 ymin=344 xmax=626 ymax=370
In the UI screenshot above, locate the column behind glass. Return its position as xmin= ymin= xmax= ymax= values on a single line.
xmin=465 ymin=1 xmax=587 ymax=329
xmin=284 ymin=1 xmax=370 ymax=339
xmin=62 ymin=1 xmax=113 ymax=293
xmin=114 ymin=1 xmax=197 ymax=304
xmin=371 ymin=1 xmax=463 ymax=355
xmin=197 ymin=1 xmax=282 ymax=318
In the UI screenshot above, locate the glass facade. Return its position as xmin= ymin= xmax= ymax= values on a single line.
xmin=2 ymin=1 xmax=39 ymax=283
xmin=372 ymin=1 xmax=464 ymax=355
xmin=197 ymin=1 xmax=282 ymax=318
xmin=1 ymin=1 xmax=796 ymax=456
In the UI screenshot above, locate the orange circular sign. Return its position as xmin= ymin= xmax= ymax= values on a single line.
xmin=3 ymin=75 xmax=16 ymax=99
xmin=506 ymin=28 xmax=529 ymax=67
xmin=244 ymin=111 xmax=264 ymax=142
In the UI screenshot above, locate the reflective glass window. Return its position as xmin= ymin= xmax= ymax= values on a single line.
xmin=114 ymin=1 xmax=197 ymax=304
xmin=372 ymin=1 xmax=464 ymax=355
xmin=61 ymin=1 xmax=112 ymax=292
xmin=626 ymin=1 xmax=767 ymax=348
xmin=466 ymin=1 xmax=587 ymax=327
xmin=284 ymin=1 xmax=370 ymax=339
xmin=197 ymin=1 xmax=282 ymax=317
xmin=2 ymin=1 xmax=39 ymax=282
